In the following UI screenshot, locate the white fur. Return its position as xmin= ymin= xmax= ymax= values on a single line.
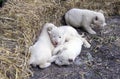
xmin=29 ymin=23 xmax=55 ymax=68
xmin=65 ymin=8 xmax=107 ymax=34
xmin=49 ymin=36 xmax=91 ymax=66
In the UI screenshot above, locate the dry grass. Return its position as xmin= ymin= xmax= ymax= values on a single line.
xmin=0 ymin=0 xmax=119 ymax=79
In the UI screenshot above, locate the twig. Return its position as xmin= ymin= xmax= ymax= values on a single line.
xmin=0 ymin=17 xmax=15 ymax=21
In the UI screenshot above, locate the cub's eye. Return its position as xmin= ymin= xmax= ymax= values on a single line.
xmin=68 ymin=59 xmax=73 ymax=62
xmin=95 ymin=16 xmax=98 ymax=20
xmin=59 ymin=36 xmax=61 ymax=38
xmin=65 ymin=39 xmax=68 ymax=42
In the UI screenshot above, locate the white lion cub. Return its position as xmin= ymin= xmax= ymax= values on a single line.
xmin=49 ymin=35 xmax=91 ymax=66
xmin=65 ymin=8 xmax=107 ymax=34
xmin=29 ymin=23 xmax=56 ymax=68
xmin=47 ymin=26 xmax=91 ymax=65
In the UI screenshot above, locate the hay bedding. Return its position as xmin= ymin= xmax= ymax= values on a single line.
xmin=0 ymin=0 xmax=119 ymax=79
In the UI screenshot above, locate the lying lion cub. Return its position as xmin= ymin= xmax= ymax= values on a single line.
xmin=48 ymin=25 xmax=91 ymax=65
xmin=65 ymin=8 xmax=106 ymax=34
xmin=29 ymin=23 xmax=55 ymax=68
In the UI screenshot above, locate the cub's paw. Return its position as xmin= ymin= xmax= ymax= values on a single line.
xmin=88 ymin=30 xmax=96 ymax=34
xmin=39 ymin=63 xmax=51 ymax=68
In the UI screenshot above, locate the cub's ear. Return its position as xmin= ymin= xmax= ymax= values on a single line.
xmin=48 ymin=30 xmax=51 ymax=34
xmin=47 ymin=27 xmax=53 ymax=31
xmin=98 ymin=10 xmax=104 ymax=14
xmin=47 ymin=27 xmax=53 ymax=34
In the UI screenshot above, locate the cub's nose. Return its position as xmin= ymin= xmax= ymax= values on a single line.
xmin=53 ymin=41 xmax=58 ymax=47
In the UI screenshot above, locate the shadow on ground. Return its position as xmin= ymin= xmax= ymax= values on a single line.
xmin=30 ymin=16 xmax=120 ymax=79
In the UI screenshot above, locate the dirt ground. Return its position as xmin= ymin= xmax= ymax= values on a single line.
xmin=30 ymin=16 xmax=120 ymax=79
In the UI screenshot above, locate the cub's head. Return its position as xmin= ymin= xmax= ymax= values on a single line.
xmin=93 ymin=12 xmax=106 ymax=28
xmin=47 ymin=27 xmax=65 ymax=47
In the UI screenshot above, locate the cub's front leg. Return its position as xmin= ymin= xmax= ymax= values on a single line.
xmin=39 ymin=63 xmax=51 ymax=68
xmin=82 ymin=38 xmax=91 ymax=48
xmin=83 ymin=24 xmax=96 ymax=34
xmin=52 ymin=45 xmax=64 ymax=55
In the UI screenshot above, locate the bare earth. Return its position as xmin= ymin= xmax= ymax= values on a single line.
xmin=30 ymin=16 xmax=120 ymax=79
